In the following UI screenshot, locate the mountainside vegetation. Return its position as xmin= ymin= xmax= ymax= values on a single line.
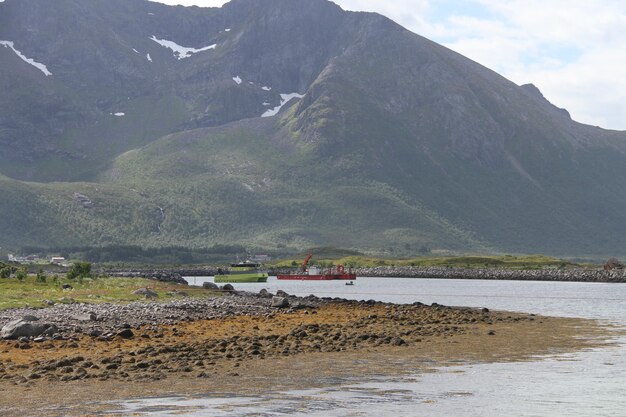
xmin=0 ymin=0 xmax=625 ymax=258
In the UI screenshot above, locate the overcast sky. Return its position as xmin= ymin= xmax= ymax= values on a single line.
xmin=155 ymin=0 xmax=626 ymax=131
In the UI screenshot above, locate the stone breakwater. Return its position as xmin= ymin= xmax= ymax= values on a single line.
xmin=100 ymin=266 xmax=626 ymax=283
xmin=99 ymin=268 xmax=199 ymax=284
xmin=352 ymin=266 xmax=626 ymax=283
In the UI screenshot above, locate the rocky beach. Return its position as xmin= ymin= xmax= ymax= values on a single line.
xmin=0 ymin=286 xmax=614 ymax=416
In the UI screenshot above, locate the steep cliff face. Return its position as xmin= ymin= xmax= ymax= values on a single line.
xmin=0 ymin=0 xmax=625 ymax=255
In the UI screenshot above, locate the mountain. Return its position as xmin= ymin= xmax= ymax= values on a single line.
xmin=1 ymin=0 xmax=625 ymax=257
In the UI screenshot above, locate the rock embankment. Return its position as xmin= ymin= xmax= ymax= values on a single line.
xmin=100 ymin=269 xmax=198 ymax=284
xmin=101 ymin=265 xmax=626 ymax=283
xmin=351 ymin=266 xmax=626 ymax=282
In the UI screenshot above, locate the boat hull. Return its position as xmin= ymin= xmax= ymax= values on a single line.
xmin=214 ymin=273 xmax=268 ymax=283
xmin=276 ymin=273 xmax=356 ymax=280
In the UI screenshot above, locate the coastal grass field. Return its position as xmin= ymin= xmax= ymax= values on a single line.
xmin=272 ymin=254 xmax=577 ymax=269
xmin=0 ymin=275 xmax=213 ymax=310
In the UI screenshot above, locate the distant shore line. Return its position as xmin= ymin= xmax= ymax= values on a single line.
xmin=100 ymin=266 xmax=626 ymax=283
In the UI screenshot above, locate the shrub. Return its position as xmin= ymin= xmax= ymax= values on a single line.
xmin=36 ymin=269 xmax=46 ymax=283
xmin=67 ymin=262 xmax=91 ymax=280
xmin=16 ymin=268 xmax=27 ymax=281
xmin=0 ymin=267 xmax=10 ymax=278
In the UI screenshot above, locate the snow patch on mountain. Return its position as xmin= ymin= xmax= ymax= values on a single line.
xmin=225 ymin=28 xmax=231 ymax=32
xmin=149 ymin=35 xmax=216 ymax=60
xmin=261 ymin=86 xmax=271 ymax=91
xmin=261 ymin=93 xmax=304 ymax=117
xmin=0 ymin=40 xmax=52 ymax=76
xmin=111 ymin=112 xmax=125 ymax=117
xmin=146 ymin=53 xmax=152 ymax=62
xmin=232 ymin=76 xmax=242 ymax=85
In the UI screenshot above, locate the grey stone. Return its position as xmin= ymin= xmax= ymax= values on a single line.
xmin=259 ymin=289 xmax=273 ymax=298
xmin=390 ymin=337 xmax=406 ymax=346
xmin=271 ymin=296 xmax=290 ymax=308
xmin=74 ymin=312 xmax=97 ymax=322
xmin=132 ymin=288 xmax=158 ymax=299
xmin=1 ymin=319 xmax=59 ymax=340
xmin=202 ymin=282 xmax=219 ymax=290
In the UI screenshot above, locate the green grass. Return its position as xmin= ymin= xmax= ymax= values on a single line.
xmin=271 ymin=254 xmax=576 ymax=270
xmin=0 ymin=275 xmax=219 ymax=310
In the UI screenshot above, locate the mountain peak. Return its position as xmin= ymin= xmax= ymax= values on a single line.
xmin=520 ymin=83 xmax=571 ymax=119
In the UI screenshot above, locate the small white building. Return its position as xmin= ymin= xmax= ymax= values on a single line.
xmin=50 ymin=256 xmax=66 ymax=265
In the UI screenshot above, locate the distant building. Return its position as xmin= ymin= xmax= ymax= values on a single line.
xmin=7 ymin=254 xmax=16 ymax=262
xmin=50 ymin=256 xmax=66 ymax=265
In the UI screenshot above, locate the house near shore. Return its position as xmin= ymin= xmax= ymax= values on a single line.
xmin=50 ymin=256 xmax=66 ymax=265
xmin=7 ymin=254 xmax=37 ymax=264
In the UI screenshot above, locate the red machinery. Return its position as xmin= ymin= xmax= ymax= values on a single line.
xmin=277 ymin=254 xmax=356 ymax=280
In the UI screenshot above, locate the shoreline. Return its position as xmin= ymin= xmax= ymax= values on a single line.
xmin=0 ymin=289 xmax=618 ymax=416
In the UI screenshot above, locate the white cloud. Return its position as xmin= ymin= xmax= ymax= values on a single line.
xmin=430 ymin=1 xmax=626 ymax=130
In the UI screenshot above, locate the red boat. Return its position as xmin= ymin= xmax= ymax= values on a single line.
xmin=277 ymin=254 xmax=357 ymax=280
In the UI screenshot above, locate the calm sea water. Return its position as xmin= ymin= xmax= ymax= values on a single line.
xmin=108 ymin=277 xmax=626 ymax=416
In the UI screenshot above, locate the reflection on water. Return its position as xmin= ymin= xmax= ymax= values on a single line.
xmin=106 ymin=278 xmax=626 ymax=416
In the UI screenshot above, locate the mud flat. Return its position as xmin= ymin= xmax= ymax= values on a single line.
xmin=0 ymin=290 xmax=616 ymax=416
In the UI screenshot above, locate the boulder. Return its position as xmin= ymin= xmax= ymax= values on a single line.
xmin=132 ymin=288 xmax=158 ymax=299
xmin=202 ymin=282 xmax=219 ymax=290
xmin=1 ymin=318 xmax=58 ymax=340
xmin=117 ymin=329 xmax=134 ymax=339
xmin=271 ymin=296 xmax=290 ymax=308
xmin=604 ymin=258 xmax=624 ymax=271
xmin=258 ymin=288 xmax=273 ymax=298
xmin=390 ymin=337 xmax=406 ymax=346
xmin=221 ymin=284 xmax=234 ymax=292
xmin=74 ymin=312 xmax=97 ymax=322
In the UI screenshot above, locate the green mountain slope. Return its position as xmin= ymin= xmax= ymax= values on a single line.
xmin=0 ymin=0 xmax=625 ymax=256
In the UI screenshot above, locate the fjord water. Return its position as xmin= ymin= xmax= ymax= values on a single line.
xmin=113 ymin=277 xmax=626 ymax=416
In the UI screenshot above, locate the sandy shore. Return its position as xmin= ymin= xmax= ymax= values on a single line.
xmin=0 ymin=292 xmax=616 ymax=416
